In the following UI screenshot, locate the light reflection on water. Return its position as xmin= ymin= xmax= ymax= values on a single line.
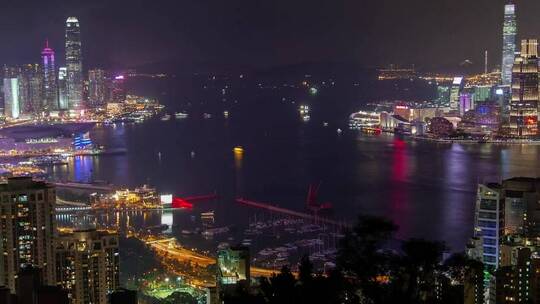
xmin=48 ymin=121 xmax=540 ymax=251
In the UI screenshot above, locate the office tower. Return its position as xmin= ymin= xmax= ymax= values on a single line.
xmin=17 ymin=64 xmax=43 ymax=115
xmin=510 ymin=39 xmax=539 ymax=137
xmin=470 ymin=184 xmax=504 ymax=304
xmin=26 ymin=64 xmax=43 ymax=114
xmin=0 ymin=177 xmax=57 ymax=293
xmin=473 ymin=86 xmax=492 ymax=103
xmin=57 ymin=67 xmax=68 ymax=110
xmin=16 ymin=67 xmax=31 ymax=115
xmin=473 ymin=184 xmax=504 ymax=268
xmin=435 ymin=85 xmax=450 ymax=107
xmin=459 ymin=93 xmax=474 ymax=116
xmin=501 ymin=3 xmax=517 ymax=86
xmin=55 ymin=220 xmax=119 ymax=304
xmin=88 ymin=69 xmax=107 ymax=107
xmin=521 ymin=39 xmax=539 ymax=58
xmin=65 ymin=17 xmax=83 ymax=110
xmin=3 ymin=76 xmax=20 ymax=119
xmin=217 ymin=246 xmax=250 ymax=299
xmin=41 ymin=40 xmax=57 ymax=111
xmin=110 ymin=76 xmax=126 ymax=103
xmin=16 ymin=266 xmax=69 ymax=304
xmin=449 ymin=77 xmax=463 ymax=112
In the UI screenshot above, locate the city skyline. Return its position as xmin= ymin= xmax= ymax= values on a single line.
xmin=2 ymin=1 xmax=540 ymax=71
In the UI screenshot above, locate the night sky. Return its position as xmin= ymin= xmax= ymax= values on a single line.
xmin=1 ymin=0 xmax=539 ymax=71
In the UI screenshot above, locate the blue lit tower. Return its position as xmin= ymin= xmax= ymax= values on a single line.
xmin=501 ymin=3 xmax=516 ymax=86
xmin=65 ymin=17 xmax=83 ymax=110
xmin=41 ymin=40 xmax=57 ymax=110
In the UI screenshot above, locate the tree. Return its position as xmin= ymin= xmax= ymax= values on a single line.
xmin=398 ymin=238 xmax=446 ymax=303
xmin=259 ymin=266 xmax=297 ymax=304
xmin=336 ymin=215 xmax=398 ymax=303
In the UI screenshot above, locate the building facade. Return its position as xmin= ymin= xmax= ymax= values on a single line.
xmin=55 ymin=226 xmax=119 ymax=304
xmin=41 ymin=40 xmax=57 ymax=111
xmin=58 ymin=67 xmax=68 ymax=110
xmin=509 ymin=39 xmax=539 ymax=137
xmin=65 ymin=17 xmax=83 ymax=110
xmin=501 ymin=4 xmax=517 ymax=86
xmin=0 ymin=177 xmax=57 ymax=293
xmin=88 ymin=69 xmax=107 ymax=108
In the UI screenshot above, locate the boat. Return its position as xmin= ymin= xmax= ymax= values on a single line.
xmin=175 ymin=112 xmax=189 ymax=119
xmin=203 ymin=113 xmax=212 ymax=119
xmin=161 ymin=114 xmax=171 ymax=121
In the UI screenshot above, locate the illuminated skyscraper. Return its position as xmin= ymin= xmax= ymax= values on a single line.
xmin=25 ymin=64 xmax=43 ymax=114
xmin=510 ymin=39 xmax=539 ymax=137
xmin=88 ymin=69 xmax=107 ymax=107
xmin=0 ymin=177 xmax=57 ymax=293
xmin=65 ymin=17 xmax=83 ymax=110
xmin=57 ymin=67 xmax=68 ymax=110
xmin=501 ymin=3 xmax=517 ymax=86
xmin=449 ymin=77 xmax=463 ymax=112
xmin=3 ymin=66 xmax=20 ymax=119
xmin=41 ymin=40 xmax=57 ymax=111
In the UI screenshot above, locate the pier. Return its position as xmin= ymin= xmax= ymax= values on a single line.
xmin=236 ymin=198 xmax=348 ymax=228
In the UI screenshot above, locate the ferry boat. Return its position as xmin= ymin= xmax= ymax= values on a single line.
xmin=175 ymin=112 xmax=189 ymax=119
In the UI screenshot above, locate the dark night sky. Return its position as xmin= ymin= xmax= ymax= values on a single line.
xmin=0 ymin=0 xmax=538 ymax=71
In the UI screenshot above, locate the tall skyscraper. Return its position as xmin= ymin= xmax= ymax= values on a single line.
xmin=501 ymin=3 xmax=517 ymax=86
xmin=24 ymin=64 xmax=43 ymax=115
xmin=65 ymin=17 xmax=83 ymax=110
xmin=41 ymin=40 xmax=57 ymax=111
xmin=510 ymin=39 xmax=539 ymax=137
xmin=0 ymin=177 xmax=57 ymax=293
xmin=88 ymin=69 xmax=107 ymax=107
xmin=449 ymin=77 xmax=463 ymax=112
xmin=110 ymin=75 xmax=126 ymax=103
xmin=57 ymin=67 xmax=68 ymax=110
xmin=55 ymin=220 xmax=119 ymax=304
xmin=3 ymin=66 xmax=21 ymax=119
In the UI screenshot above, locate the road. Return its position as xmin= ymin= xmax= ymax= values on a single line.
xmin=145 ymin=237 xmax=281 ymax=278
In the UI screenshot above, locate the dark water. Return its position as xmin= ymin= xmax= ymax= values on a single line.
xmin=47 ymin=78 xmax=540 ymax=252
xmin=49 ymin=114 xmax=540 ymax=252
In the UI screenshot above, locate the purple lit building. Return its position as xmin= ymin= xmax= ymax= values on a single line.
xmin=41 ymin=40 xmax=57 ymax=111
xmin=459 ymin=93 xmax=474 ymax=116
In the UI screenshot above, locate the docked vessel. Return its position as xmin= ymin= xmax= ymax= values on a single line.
xmin=175 ymin=112 xmax=189 ymax=119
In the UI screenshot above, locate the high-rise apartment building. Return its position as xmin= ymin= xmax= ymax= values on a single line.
xmin=0 ymin=177 xmax=57 ymax=293
xmin=509 ymin=39 xmax=540 ymax=137
xmin=501 ymin=3 xmax=517 ymax=86
xmin=58 ymin=67 xmax=68 ymax=110
xmin=41 ymin=40 xmax=57 ymax=111
xmin=55 ymin=222 xmax=119 ymax=304
xmin=65 ymin=17 xmax=83 ymax=110
xmin=88 ymin=69 xmax=107 ymax=108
